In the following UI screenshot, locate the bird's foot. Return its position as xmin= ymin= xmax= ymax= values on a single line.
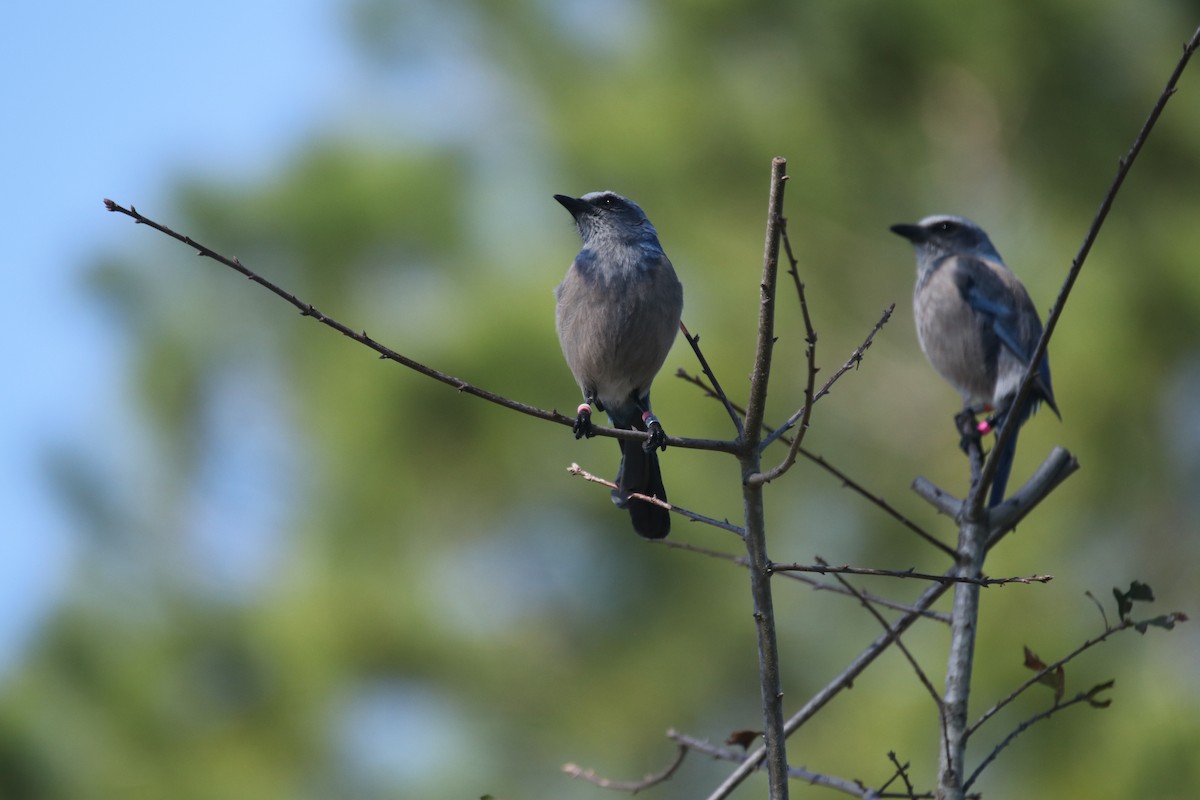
xmin=642 ymin=411 xmax=667 ymax=452
xmin=955 ymin=409 xmax=984 ymax=453
xmin=573 ymin=404 xmax=595 ymax=439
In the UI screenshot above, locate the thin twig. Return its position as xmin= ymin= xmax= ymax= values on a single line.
xmin=563 ymin=744 xmax=689 ymax=793
xmin=668 ymin=732 xmax=881 ymax=798
xmin=801 ymin=448 xmax=954 ymax=559
xmin=660 ymin=540 xmax=951 ymax=622
xmin=769 ymin=561 xmax=1052 ymax=588
xmin=101 ymin=199 xmax=740 ymax=454
xmin=567 ymin=463 xmax=745 ymax=536
xmin=759 ymin=304 xmax=894 ymax=452
xmin=749 ymin=220 xmax=819 ymax=485
xmin=965 ymin=615 xmax=1173 ymax=739
xmin=823 ymin=561 xmax=945 ymax=711
xmin=822 ymin=560 xmax=952 ymax=780
xmin=963 ymin=681 xmax=1115 ymax=793
xmin=680 ymin=320 xmax=744 ymax=437
xmin=882 ymin=752 xmax=920 ymax=799
xmin=679 ymin=352 xmax=953 ymax=560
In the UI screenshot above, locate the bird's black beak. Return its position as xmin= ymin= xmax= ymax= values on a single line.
xmin=554 ymin=194 xmax=589 ymax=218
xmin=890 ymin=223 xmax=926 ymax=243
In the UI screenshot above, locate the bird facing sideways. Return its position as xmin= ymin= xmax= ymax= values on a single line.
xmin=554 ymin=191 xmax=684 ymax=538
xmin=891 ymin=214 xmax=1060 ymax=507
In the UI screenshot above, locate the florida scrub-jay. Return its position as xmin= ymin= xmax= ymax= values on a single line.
xmin=555 ymin=191 xmax=684 ymax=538
xmin=891 ymin=214 xmax=1060 ymax=507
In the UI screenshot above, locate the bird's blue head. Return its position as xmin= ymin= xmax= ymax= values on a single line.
xmin=890 ymin=214 xmax=1003 ymax=266
xmin=554 ymin=191 xmax=661 ymax=249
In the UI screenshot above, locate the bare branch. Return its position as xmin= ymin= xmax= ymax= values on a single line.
xmin=759 ymin=303 xmax=895 ymax=453
xmin=823 ymin=563 xmax=945 ymax=714
xmin=913 ymin=446 xmax=1079 ymax=530
xmin=668 ymin=731 xmax=883 ymax=798
xmin=707 ymin=577 xmax=955 ymax=800
xmin=567 ymin=463 xmax=745 ymax=536
xmin=966 ymin=612 xmax=1187 ymax=740
xmin=101 ymin=199 xmax=739 ymax=455
xmin=882 ymin=752 xmax=920 ymax=799
xmin=660 ymin=540 xmax=951 ymax=622
xmin=963 ymin=681 xmax=1116 ymax=793
xmin=680 ymin=342 xmax=953 ymax=560
xmin=737 ymin=156 xmax=792 ymax=800
xmin=749 ymin=220 xmax=819 ymax=484
xmin=680 ymin=320 xmax=744 ymax=437
xmin=742 ymin=159 xmax=788 ymax=443
xmin=770 ymin=560 xmax=1052 ymax=588
xmin=802 ymin=447 xmax=954 ymax=559
xmin=563 ymin=744 xmax=688 ymax=794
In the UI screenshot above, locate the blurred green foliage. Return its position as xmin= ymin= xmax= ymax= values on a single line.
xmin=6 ymin=1 xmax=1200 ymax=798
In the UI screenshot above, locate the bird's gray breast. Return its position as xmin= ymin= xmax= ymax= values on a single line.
xmin=556 ymin=252 xmax=682 ymax=409
xmin=913 ymin=257 xmax=998 ymax=404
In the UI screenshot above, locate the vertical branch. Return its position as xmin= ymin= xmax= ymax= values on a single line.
xmin=743 ymin=157 xmax=789 ymax=441
xmin=741 ymin=157 xmax=790 ymax=799
xmin=936 ymin=513 xmax=988 ymax=800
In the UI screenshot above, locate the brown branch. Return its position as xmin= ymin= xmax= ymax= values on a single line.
xmin=102 ymin=199 xmax=739 ymax=454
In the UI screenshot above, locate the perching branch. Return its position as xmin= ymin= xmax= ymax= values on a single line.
xmin=975 ymin=21 xmax=1200 ymax=514
xmin=101 ymin=199 xmax=739 ymax=455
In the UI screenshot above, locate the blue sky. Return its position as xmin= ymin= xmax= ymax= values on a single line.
xmin=1 ymin=1 xmax=353 ymax=672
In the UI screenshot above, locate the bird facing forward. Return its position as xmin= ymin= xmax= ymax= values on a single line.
xmin=555 ymin=191 xmax=684 ymax=537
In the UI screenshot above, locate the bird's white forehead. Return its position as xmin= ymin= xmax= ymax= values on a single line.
xmin=917 ymin=213 xmax=979 ymax=229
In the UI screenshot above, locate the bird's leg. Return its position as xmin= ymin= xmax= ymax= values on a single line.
xmin=955 ymin=401 xmax=994 ymax=453
xmin=573 ymin=400 xmax=596 ymax=439
xmin=641 ymin=410 xmax=667 ymax=452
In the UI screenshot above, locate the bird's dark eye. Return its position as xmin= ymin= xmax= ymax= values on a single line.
xmin=937 ymin=221 xmax=956 ymax=233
